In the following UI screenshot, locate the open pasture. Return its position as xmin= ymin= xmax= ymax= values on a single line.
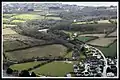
xmin=3 ymin=14 xmax=17 ymax=18
xmin=76 ymin=36 xmax=96 ymax=42
xmin=46 ymin=16 xmax=62 ymax=20
xmin=30 ymin=61 xmax=73 ymax=77
xmin=87 ymin=37 xmax=116 ymax=47
xmin=5 ymin=44 xmax=67 ymax=61
xmin=79 ymin=33 xmax=106 ymax=38
xmin=9 ymin=61 xmax=45 ymax=71
xmin=3 ymin=24 xmax=17 ymax=29
xmin=3 ymin=28 xmax=18 ymax=35
xmin=10 ymin=14 xmax=44 ymax=20
xmin=96 ymin=41 xmax=117 ymax=57
xmin=3 ymin=40 xmax=29 ymax=51
xmin=97 ymin=20 xmax=110 ymax=23
xmin=11 ymin=20 xmax=26 ymax=23
xmin=3 ymin=34 xmax=46 ymax=50
xmin=108 ymin=30 xmax=117 ymax=37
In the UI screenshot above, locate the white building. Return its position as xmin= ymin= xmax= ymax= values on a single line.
xmin=66 ymin=74 xmax=71 ymax=77
xmin=73 ymin=19 xmax=77 ymax=22
xmin=107 ymin=72 xmax=114 ymax=77
xmin=38 ymin=29 xmax=48 ymax=33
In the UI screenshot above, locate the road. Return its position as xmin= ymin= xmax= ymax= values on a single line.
xmin=90 ymin=46 xmax=108 ymax=77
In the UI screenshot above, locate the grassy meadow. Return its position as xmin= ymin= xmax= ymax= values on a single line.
xmin=30 ymin=61 xmax=73 ymax=77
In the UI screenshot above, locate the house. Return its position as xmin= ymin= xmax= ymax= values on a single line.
xmin=66 ymin=73 xmax=71 ymax=77
xmin=73 ymin=19 xmax=77 ymax=22
xmin=84 ymin=72 xmax=90 ymax=76
xmin=74 ymin=69 xmax=78 ymax=73
xmin=72 ymin=33 xmax=77 ymax=38
xmin=38 ymin=29 xmax=48 ymax=33
xmin=107 ymin=72 xmax=114 ymax=77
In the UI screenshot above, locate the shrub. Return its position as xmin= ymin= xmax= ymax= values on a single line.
xmin=31 ymin=72 xmax=36 ymax=77
xmin=19 ymin=70 xmax=30 ymax=77
xmin=6 ymin=68 xmax=13 ymax=74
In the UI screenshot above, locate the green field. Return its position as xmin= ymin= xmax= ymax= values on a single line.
xmin=3 ymin=40 xmax=29 ymax=51
xmin=73 ymin=21 xmax=94 ymax=24
xmin=3 ymin=18 xmax=9 ymax=24
xmin=73 ymin=20 xmax=110 ymax=24
xmin=96 ymin=41 xmax=117 ymax=57
xmin=64 ymin=51 xmax=73 ymax=58
xmin=11 ymin=20 xmax=26 ymax=23
xmin=3 ymin=34 xmax=45 ymax=48
xmin=3 ymin=14 xmax=17 ymax=18
xmin=97 ymin=20 xmax=110 ymax=23
xmin=76 ymin=36 xmax=95 ymax=42
xmin=10 ymin=14 xmax=44 ymax=20
xmin=46 ymin=16 xmax=62 ymax=20
xmin=3 ymin=24 xmax=17 ymax=29
xmin=31 ymin=61 xmax=73 ymax=77
xmin=5 ymin=44 xmax=67 ymax=61
xmin=9 ymin=61 xmax=44 ymax=70
xmin=3 ymin=28 xmax=18 ymax=35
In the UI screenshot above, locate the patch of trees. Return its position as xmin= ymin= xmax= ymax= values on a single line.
xmin=60 ymin=11 xmax=83 ymax=20
xmin=50 ymin=22 xmax=116 ymax=34
xmin=6 ymin=68 xmax=13 ymax=74
xmin=19 ymin=70 xmax=37 ymax=77
xmin=50 ymin=22 xmax=96 ymax=32
xmin=11 ymin=20 xmax=77 ymax=51
xmin=19 ymin=70 xmax=30 ymax=77
xmin=109 ymin=19 xmax=117 ymax=24
xmin=49 ymin=30 xmax=70 ymax=40
xmin=31 ymin=72 xmax=36 ymax=77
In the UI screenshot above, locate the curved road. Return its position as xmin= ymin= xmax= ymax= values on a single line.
xmin=89 ymin=45 xmax=107 ymax=77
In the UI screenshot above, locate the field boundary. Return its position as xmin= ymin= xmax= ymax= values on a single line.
xmin=87 ymin=39 xmax=117 ymax=48
xmin=5 ymin=42 xmax=55 ymax=52
xmin=105 ymin=27 xmax=117 ymax=37
xmin=84 ymin=36 xmax=99 ymax=42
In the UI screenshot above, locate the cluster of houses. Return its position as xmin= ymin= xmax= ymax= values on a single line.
xmin=73 ymin=57 xmax=104 ymax=77
xmin=71 ymin=44 xmax=106 ymax=77
xmin=71 ymin=43 xmax=118 ymax=77
xmin=106 ymin=57 xmax=117 ymax=77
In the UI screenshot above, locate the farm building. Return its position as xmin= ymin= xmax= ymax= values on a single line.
xmin=38 ymin=29 xmax=48 ymax=33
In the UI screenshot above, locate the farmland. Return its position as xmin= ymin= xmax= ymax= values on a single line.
xmin=76 ymin=36 xmax=96 ymax=42
xmin=46 ymin=16 xmax=62 ymax=20
xmin=96 ymin=41 xmax=117 ymax=57
xmin=10 ymin=61 xmax=44 ymax=70
xmin=64 ymin=51 xmax=73 ymax=58
xmin=73 ymin=21 xmax=94 ymax=24
xmin=73 ymin=19 xmax=110 ymax=24
xmin=3 ymin=14 xmax=17 ymax=18
xmin=5 ymin=44 xmax=67 ymax=61
xmin=108 ymin=30 xmax=117 ymax=36
xmin=2 ymin=3 xmax=118 ymax=77
xmin=3 ymin=40 xmax=29 ymax=51
xmin=97 ymin=20 xmax=110 ymax=23
xmin=87 ymin=37 xmax=116 ymax=47
xmin=79 ymin=33 xmax=106 ymax=38
xmin=11 ymin=20 xmax=26 ymax=23
xmin=30 ymin=61 xmax=73 ymax=77
xmin=10 ymin=14 xmax=44 ymax=20
xmin=3 ymin=33 xmax=49 ymax=52
xmin=3 ymin=24 xmax=17 ymax=29
xmin=3 ymin=28 xmax=18 ymax=35
xmin=3 ymin=18 xmax=9 ymax=23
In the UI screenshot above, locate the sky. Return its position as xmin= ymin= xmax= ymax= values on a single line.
xmin=3 ymin=2 xmax=118 ymax=7
xmin=61 ymin=2 xmax=118 ymax=7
